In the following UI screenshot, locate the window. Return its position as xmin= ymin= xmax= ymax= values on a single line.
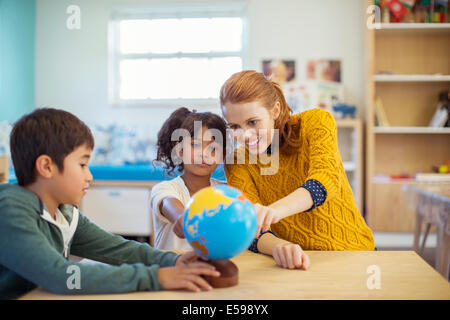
xmin=109 ymin=4 xmax=246 ymax=107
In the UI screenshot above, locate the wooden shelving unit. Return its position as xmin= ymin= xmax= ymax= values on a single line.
xmin=365 ymin=6 xmax=450 ymax=232
xmin=336 ymin=119 xmax=362 ymax=212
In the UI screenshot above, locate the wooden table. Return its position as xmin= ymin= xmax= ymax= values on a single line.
xmin=19 ymin=251 xmax=450 ymax=300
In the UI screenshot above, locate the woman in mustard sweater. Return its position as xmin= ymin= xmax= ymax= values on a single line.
xmin=220 ymin=70 xmax=374 ymax=251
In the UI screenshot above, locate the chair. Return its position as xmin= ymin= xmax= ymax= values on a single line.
xmin=407 ymin=184 xmax=450 ymax=280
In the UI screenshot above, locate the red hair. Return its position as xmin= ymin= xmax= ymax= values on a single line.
xmin=220 ymin=70 xmax=299 ymax=152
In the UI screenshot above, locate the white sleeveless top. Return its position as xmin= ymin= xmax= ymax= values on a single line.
xmin=150 ymin=176 xmax=223 ymax=250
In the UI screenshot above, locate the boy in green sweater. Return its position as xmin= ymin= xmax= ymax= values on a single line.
xmin=0 ymin=108 xmax=220 ymax=299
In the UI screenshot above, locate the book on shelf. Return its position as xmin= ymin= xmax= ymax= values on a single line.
xmin=372 ymin=174 xmax=412 ymax=183
xmin=374 ymin=97 xmax=390 ymax=127
xmin=373 ymin=173 xmax=450 ymax=183
xmin=429 ymin=90 xmax=450 ymax=128
xmin=415 ymin=173 xmax=450 ymax=182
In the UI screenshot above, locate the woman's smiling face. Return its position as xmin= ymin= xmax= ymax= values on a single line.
xmin=221 ymin=100 xmax=280 ymax=155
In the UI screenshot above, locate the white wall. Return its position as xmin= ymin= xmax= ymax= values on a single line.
xmin=247 ymin=0 xmax=366 ymax=112
xmin=35 ymin=0 xmax=366 ymax=137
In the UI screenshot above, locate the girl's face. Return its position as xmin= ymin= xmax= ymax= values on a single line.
xmin=221 ymin=100 xmax=280 ymax=155
xmin=180 ymin=126 xmax=223 ymax=177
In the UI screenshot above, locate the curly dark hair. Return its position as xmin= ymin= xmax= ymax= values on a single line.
xmin=154 ymin=107 xmax=230 ymax=176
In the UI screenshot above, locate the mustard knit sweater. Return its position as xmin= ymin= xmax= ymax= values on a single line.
xmin=225 ymin=108 xmax=375 ymax=251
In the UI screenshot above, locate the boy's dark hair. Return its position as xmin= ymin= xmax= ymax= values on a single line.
xmin=154 ymin=107 xmax=230 ymax=176
xmin=10 ymin=108 xmax=95 ymax=186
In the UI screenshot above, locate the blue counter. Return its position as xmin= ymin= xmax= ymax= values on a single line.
xmin=8 ymin=168 xmax=16 ymax=184
xmin=8 ymin=164 xmax=227 ymax=184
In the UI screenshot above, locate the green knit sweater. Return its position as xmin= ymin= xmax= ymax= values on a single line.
xmin=0 ymin=184 xmax=179 ymax=299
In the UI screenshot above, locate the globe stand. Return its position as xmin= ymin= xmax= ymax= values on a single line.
xmin=203 ymin=259 xmax=238 ymax=288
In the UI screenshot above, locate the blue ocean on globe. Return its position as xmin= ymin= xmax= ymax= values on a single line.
xmin=183 ymin=184 xmax=257 ymax=260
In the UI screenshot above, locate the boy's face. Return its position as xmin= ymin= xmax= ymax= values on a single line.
xmin=49 ymin=144 xmax=93 ymax=206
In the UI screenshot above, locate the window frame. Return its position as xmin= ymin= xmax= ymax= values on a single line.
xmin=108 ymin=3 xmax=248 ymax=108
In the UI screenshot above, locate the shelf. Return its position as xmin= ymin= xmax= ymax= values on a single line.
xmin=343 ymin=162 xmax=356 ymax=172
xmin=366 ymin=0 xmax=450 ymax=232
xmin=372 ymin=178 xmax=415 ymax=185
xmin=377 ymin=23 xmax=450 ymax=31
xmin=373 ymin=74 xmax=450 ymax=82
xmin=374 ymin=127 xmax=450 ymax=134
xmin=336 ymin=119 xmax=360 ymax=128
xmin=372 ymin=178 xmax=450 ymax=185
xmin=335 ymin=116 xmax=362 ymax=210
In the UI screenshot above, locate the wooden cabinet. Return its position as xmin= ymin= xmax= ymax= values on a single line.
xmin=365 ymin=18 xmax=450 ymax=232
xmin=80 ymin=181 xmax=158 ymax=239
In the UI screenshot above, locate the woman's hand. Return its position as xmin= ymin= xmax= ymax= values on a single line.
xmin=253 ymin=203 xmax=283 ymax=237
xmin=272 ymin=243 xmax=310 ymax=270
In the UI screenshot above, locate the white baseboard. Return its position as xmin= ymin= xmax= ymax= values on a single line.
xmin=373 ymin=232 xmax=437 ymax=249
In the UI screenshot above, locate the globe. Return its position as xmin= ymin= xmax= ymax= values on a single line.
xmin=183 ymin=184 xmax=257 ymax=260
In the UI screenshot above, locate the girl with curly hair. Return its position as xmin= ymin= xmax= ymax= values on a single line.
xmin=150 ymin=107 xmax=310 ymax=270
